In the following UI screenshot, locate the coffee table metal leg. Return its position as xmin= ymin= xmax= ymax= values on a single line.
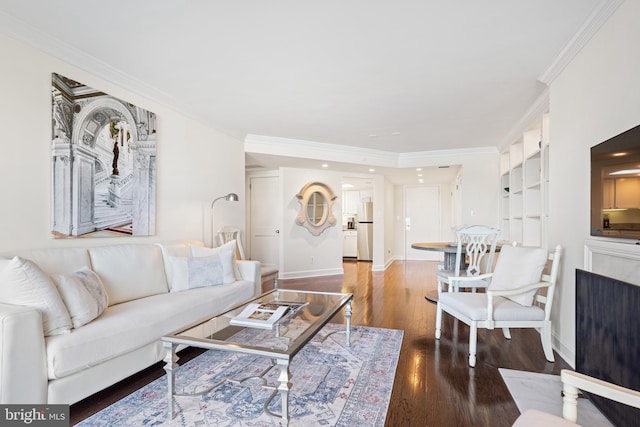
xmin=163 ymin=342 xmax=178 ymax=419
xmin=345 ymin=300 xmax=352 ymax=347
xmin=276 ymin=358 xmax=291 ymax=425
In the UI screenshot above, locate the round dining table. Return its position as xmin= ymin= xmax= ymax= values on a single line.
xmin=411 ymin=242 xmax=466 ymax=271
xmin=411 ymin=241 xmax=504 ymax=303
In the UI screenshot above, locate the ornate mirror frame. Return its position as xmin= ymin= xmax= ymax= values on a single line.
xmin=295 ymin=182 xmax=337 ymax=236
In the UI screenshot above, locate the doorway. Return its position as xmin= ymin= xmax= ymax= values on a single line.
xmin=248 ymin=174 xmax=280 ymax=270
xmin=404 ymin=185 xmax=441 ymax=261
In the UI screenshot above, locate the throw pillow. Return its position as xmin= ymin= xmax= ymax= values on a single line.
xmin=52 ymin=267 xmax=109 ymax=328
xmin=488 ymin=245 xmax=548 ymax=306
xmin=190 ymin=240 xmax=238 ymax=283
xmin=165 ymin=255 xmax=225 ymax=292
xmin=0 ymin=256 xmax=72 ymax=336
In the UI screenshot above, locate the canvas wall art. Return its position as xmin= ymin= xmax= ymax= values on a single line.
xmin=51 ymin=73 xmax=157 ymax=238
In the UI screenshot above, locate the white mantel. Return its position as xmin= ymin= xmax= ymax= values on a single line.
xmin=583 ymin=237 xmax=640 ymax=286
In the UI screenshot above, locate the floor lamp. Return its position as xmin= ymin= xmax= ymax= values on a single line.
xmin=210 ymin=193 xmax=239 ymax=247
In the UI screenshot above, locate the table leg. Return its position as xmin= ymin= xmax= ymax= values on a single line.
xmin=345 ymin=300 xmax=352 ymax=347
xmin=163 ymin=342 xmax=178 ymax=420
xmin=443 ymin=252 xmax=465 ymax=271
xmin=276 ymin=358 xmax=291 ymax=425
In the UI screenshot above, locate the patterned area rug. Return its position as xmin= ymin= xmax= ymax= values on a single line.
xmin=77 ymin=324 xmax=403 ymax=426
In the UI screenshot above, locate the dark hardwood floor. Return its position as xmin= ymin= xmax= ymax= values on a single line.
xmin=71 ymin=260 xmax=570 ymax=426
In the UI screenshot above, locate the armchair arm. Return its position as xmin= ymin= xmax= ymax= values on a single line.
xmin=0 ymin=303 xmax=48 ymax=403
xmin=485 ymin=281 xmax=551 ymax=328
xmin=561 ymin=369 xmax=640 ymax=422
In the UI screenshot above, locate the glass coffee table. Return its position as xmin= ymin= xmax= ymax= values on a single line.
xmin=161 ymin=289 xmax=353 ymax=424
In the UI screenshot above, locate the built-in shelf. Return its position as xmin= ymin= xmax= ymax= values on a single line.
xmin=500 ymin=112 xmax=549 ymax=247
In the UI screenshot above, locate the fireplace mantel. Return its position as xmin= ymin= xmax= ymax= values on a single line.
xmin=584 ymin=237 xmax=640 ymax=285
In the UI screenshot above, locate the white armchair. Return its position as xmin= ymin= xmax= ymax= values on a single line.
xmin=513 ymin=369 xmax=640 ymax=426
xmin=436 ymin=225 xmax=499 ymax=296
xmin=435 ymin=245 xmax=562 ymax=367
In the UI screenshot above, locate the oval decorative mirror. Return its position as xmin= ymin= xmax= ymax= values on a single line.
xmin=295 ymin=182 xmax=337 ymax=236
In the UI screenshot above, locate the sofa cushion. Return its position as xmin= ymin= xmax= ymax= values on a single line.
xmin=190 ymin=240 xmax=238 ymax=283
xmin=45 ymin=279 xmax=256 ymax=379
xmin=164 ymin=255 xmax=227 ymax=292
xmin=157 ymin=241 xmax=205 ymax=291
xmin=0 ymin=257 xmax=72 ymax=336
xmin=88 ymin=244 xmax=169 ymax=305
xmin=52 ymin=267 xmax=109 ymax=328
xmin=8 ymin=247 xmax=92 ymax=276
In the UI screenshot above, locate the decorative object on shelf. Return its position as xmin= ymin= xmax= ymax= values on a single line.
xmin=210 ymin=193 xmax=239 ymax=247
xmin=295 ymin=182 xmax=337 ymax=236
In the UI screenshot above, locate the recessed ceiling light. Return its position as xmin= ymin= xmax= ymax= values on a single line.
xmin=416 ymin=168 xmax=422 ymax=171
xmin=418 ymin=174 xmax=423 ymax=177
xmin=418 ymin=178 xmax=424 ymax=184
xmin=322 ymin=164 xmax=329 ymax=168
xmin=369 ymin=168 xmax=375 ymax=172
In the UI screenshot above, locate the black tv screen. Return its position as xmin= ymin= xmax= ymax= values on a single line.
xmin=575 ymin=269 xmax=640 ymax=426
xmin=590 ymin=123 xmax=640 ymax=240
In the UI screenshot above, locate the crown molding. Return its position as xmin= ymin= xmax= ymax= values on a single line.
xmin=538 ymin=0 xmax=624 ymax=85
xmin=0 ymin=10 xmax=183 ymax=116
xmin=499 ymin=89 xmax=550 ymax=151
xmin=245 ymin=134 xmax=498 ymax=169
xmin=245 ymin=134 xmax=399 ymax=168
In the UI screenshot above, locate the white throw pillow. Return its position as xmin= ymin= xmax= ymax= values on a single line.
xmin=52 ymin=267 xmax=109 ymax=328
xmin=488 ymin=245 xmax=548 ymax=306
xmin=0 ymin=256 xmax=72 ymax=336
xmin=190 ymin=240 xmax=238 ymax=283
xmin=165 ymin=255 xmax=225 ymax=292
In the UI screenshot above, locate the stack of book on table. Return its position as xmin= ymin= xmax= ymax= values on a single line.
xmin=230 ymin=301 xmax=307 ymax=329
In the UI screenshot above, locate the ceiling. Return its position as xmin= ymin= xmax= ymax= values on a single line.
xmin=0 ymin=0 xmax=604 ymax=183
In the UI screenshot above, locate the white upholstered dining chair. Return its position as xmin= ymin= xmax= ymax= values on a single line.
xmin=435 ymin=244 xmax=562 ymax=367
xmin=436 ymin=225 xmax=500 ymax=297
xmin=512 ymin=369 xmax=640 ymax=426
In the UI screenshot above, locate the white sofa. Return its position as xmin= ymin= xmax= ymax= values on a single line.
xmin=0 ymin=240 xmax=261 ymax=405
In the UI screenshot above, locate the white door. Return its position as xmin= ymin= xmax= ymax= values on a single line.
xmin=404 ymin=185 xmax=441 ymax=261
xmin=249 ymin=175 xmax=280 ymax=270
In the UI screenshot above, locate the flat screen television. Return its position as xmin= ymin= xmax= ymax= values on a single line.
xmin=575 ymin=269 xmax=640 ymax=426
xmin=591 ymin=123 xmax=640 ymax=240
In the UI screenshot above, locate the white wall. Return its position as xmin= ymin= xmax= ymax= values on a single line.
xmin=279 ymin=167 xmax=344 ymax=278
xmin=548 ymin=0 xmax=640 ymax=365
xmin=0 ymin=34 xmax=245 ymax=252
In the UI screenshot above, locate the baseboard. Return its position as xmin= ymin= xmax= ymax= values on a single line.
xmin=279 ymin=268 xmax=344 ymax=280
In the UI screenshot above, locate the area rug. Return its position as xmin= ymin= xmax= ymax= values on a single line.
xmin=499 ymin=368 xmax=613 ymax=426
xmin=77 ymin=324 xmax=403 ymax=426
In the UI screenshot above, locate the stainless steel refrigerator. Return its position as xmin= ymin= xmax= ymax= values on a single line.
xmin=357 ymin=201 xmax=373 ymax=261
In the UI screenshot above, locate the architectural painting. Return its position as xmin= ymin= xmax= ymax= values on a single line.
xmin=51 ymin=73 xmax=157 ymax=238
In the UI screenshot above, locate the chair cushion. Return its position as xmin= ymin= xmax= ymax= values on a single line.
xmin=439 ymin=293 xmax=545 ymax=321
xmin=488 ymin=245 xmax=548 ymax=306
